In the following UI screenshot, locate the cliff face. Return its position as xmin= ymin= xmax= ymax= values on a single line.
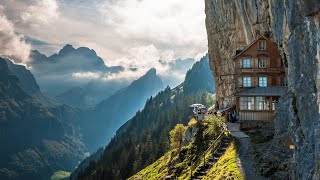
xmin=205 ymin=0 xmax=320 ymax=179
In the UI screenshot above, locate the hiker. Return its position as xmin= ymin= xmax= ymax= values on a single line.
xmin=232 ymin=110 xmax=237 ymax=123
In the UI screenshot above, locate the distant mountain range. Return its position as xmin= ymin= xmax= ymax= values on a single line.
xmin=0 ymin=58 xmax=86 ymax=180
xmin=29 ymin=45 xmax=130 ymax=105
xmin=72 ymin=55 xmax=215 ymax=179
xmin=30 ymin=44 xmax=124 ymax=75
xmin=29 ymin=45 xmax=195 ymax=108
xmin=80 ymin=68 xmax=164 ymax=150
xmin=0 ymin=56 xmax=165 ymax=179
xmin=0 ymin=42 xmax=211 ymax=180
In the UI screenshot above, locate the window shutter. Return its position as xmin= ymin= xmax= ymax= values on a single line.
xmin=267 ymin=77 xmax=271 ymax=87
xmin=238 ymin=77 xmax=243 ymax=87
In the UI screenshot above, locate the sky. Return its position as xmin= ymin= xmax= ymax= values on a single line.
xmin=0 ymin=0 xmax=208 ymax=81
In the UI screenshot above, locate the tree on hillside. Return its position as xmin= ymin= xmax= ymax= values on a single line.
xmin=188 ymin=118 xmax=198 ymax=137
xmin=169 ymin=124 xmax=187 ymax=151
xmin=188 ymin=118 xmax=197 ymax=128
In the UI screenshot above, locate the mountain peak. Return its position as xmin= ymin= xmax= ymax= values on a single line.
xmin=145 ymin=68 xmax=157 ymax=76
xmin=30 ymin=50 xmax=47 ymax=64
xmin=59 ymin=44 xmax=75 ymax=55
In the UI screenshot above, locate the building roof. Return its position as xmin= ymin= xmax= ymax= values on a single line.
xmin=232 ymin=35 xmax=277 ymax=61
xmin=235 ymin=87 xmax=286 ymax=97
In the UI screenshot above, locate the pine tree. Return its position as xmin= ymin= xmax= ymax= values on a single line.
xmin=169 ymin=124 xmax=187 ymax=151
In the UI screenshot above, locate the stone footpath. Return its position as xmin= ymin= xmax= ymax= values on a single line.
xmin=227 ymin=122 xmax=267 ymax=180
xmin=226 ymin=123 xmax=249 ymax=138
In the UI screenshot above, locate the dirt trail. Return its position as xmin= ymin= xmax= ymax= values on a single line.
xmin=227 ymin=123 xmax=267 ymax=180
xmin=236 ymin=138 xmax=268 ymax=180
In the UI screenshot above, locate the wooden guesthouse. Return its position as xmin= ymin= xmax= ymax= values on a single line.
xmin=233 ymin=35 xmax=287 ymax=121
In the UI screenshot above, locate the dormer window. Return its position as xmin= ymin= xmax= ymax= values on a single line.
xmin=258 ymin=59 xmax=267 ymax=68
xmin=242 ymin=59 xmax=251 ymax=68
xmin=259 ymin=40 xmax=266 ymax=50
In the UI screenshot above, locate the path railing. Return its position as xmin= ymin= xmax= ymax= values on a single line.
xmin=189 ymin=123 xmax=228 ymax=179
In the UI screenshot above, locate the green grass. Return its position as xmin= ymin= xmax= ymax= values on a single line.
xmin=128 ymin=115 xmax=226 ymax=180
xmin=50 ymin=171 xmax=71 ymax=180
xmin=202 ymin=141 xmax=244 ymax=180
xmin=128 ymin=152 xmax=170 ymax=180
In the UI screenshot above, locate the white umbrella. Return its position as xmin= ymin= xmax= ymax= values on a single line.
xmin=189 ymin=104 xmax=206 ymax=108
xmin=190 ymin=104 xmax=206 ymax=115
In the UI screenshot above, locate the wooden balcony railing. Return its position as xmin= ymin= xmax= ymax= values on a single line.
xmin=237 ymin=67 xmax=285 ymax=73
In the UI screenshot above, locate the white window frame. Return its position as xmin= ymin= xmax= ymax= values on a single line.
xmin=272 ymin=97 xmax=279 ymax=111
xmin=240 ymin=97 xmax=255 ymax=110
xmin=255 ymin=96 xmax=270 ymax=110
xmin=243 ymin=77 xmax=251 ymax=87
xmin=258 ymin=59 xmax=267 ymax=68
xmin=259 ymin=77 xmax=267 ymax=87
xmin=259 ymin=40 xmax=266 ymax=50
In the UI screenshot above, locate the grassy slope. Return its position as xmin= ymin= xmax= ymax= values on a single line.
xmin=202 ymin=141 xmax=244 ymax=180
xmin=128 ymin=152 xmax=170 ymax=180
xmin=129 ymin=131 xmax=244 ymax=180
xmin=50 ymin=171 xmax=71 ymax=180
xmin=129 ymin=115 xmax=226 ymax=180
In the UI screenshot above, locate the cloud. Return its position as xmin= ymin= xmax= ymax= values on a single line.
xmin=111 ymin=44 xmax=176 ymax=80
xmin=21 ymin=0 xmax=59 ymax=25
xmin=0 ymin=0 xmax=207 ymax=63
xmin=1 ymin=0 xmax=59 ymax=26
xmin=195 ymin=52 xmax=208 ymax=61
xmin=72 ymin=72 xmax=103 ymax=80
xmin=0 ymin=0 xmax=206 ymax=86
xmin=72 ymin=70 xmax=144 ymax=81
xmin=0 ymin=0 xmax=59 ymax=64
xmin=72 ymin=43 xmax=195 ymax=87
xmin=98 ymin=0 xmax=207 ymax=59
xmin=0 ymin=11 xmax=31 ymax=64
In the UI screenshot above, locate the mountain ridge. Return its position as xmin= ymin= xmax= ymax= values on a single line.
xmin=72 ymin=54 xmax=215 ymax=179
xmin=80 ymin=67 xmax=164 ymax=151
xmin=0 ymin=58 xmax=86 ymax=180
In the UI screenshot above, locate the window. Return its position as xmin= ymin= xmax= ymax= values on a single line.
xmin=281 ymin=77 xmax=288 ymax=87
xmin=258 ymin=59 xmax=267 ymax=68
xmin=272 ymin=97 xmax=279 ymax=111
xmin=255 ymin=97 xmax=270 ymax=110
xmin=242 ymin=59 xmax=251 ymax=68
xmin=240 ymin=97 xmax=255 ymax=110
xmin=259 ymin=41 xmax=266 ymax=50
xmin=259 ymin=77 xmax=267 ymax=87
xmin=243 ymin=77 xmax=251 ymax=87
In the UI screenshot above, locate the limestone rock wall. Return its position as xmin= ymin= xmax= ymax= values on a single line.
xmin=205 ymin=0 xmax=320 ymax=179
xmin=205 ymin=0 xmax=271 ymax=108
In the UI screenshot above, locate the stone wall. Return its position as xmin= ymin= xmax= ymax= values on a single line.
xmin=205 ymin=0 xmax=320 ymax=179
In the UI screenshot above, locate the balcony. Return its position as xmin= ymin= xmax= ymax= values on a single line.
xmin=237 ymin=67 xmax=285 ymax=74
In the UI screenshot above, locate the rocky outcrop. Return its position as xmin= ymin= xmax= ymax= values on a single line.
xmin=205 ymin=0 xmax=320 ymax=179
